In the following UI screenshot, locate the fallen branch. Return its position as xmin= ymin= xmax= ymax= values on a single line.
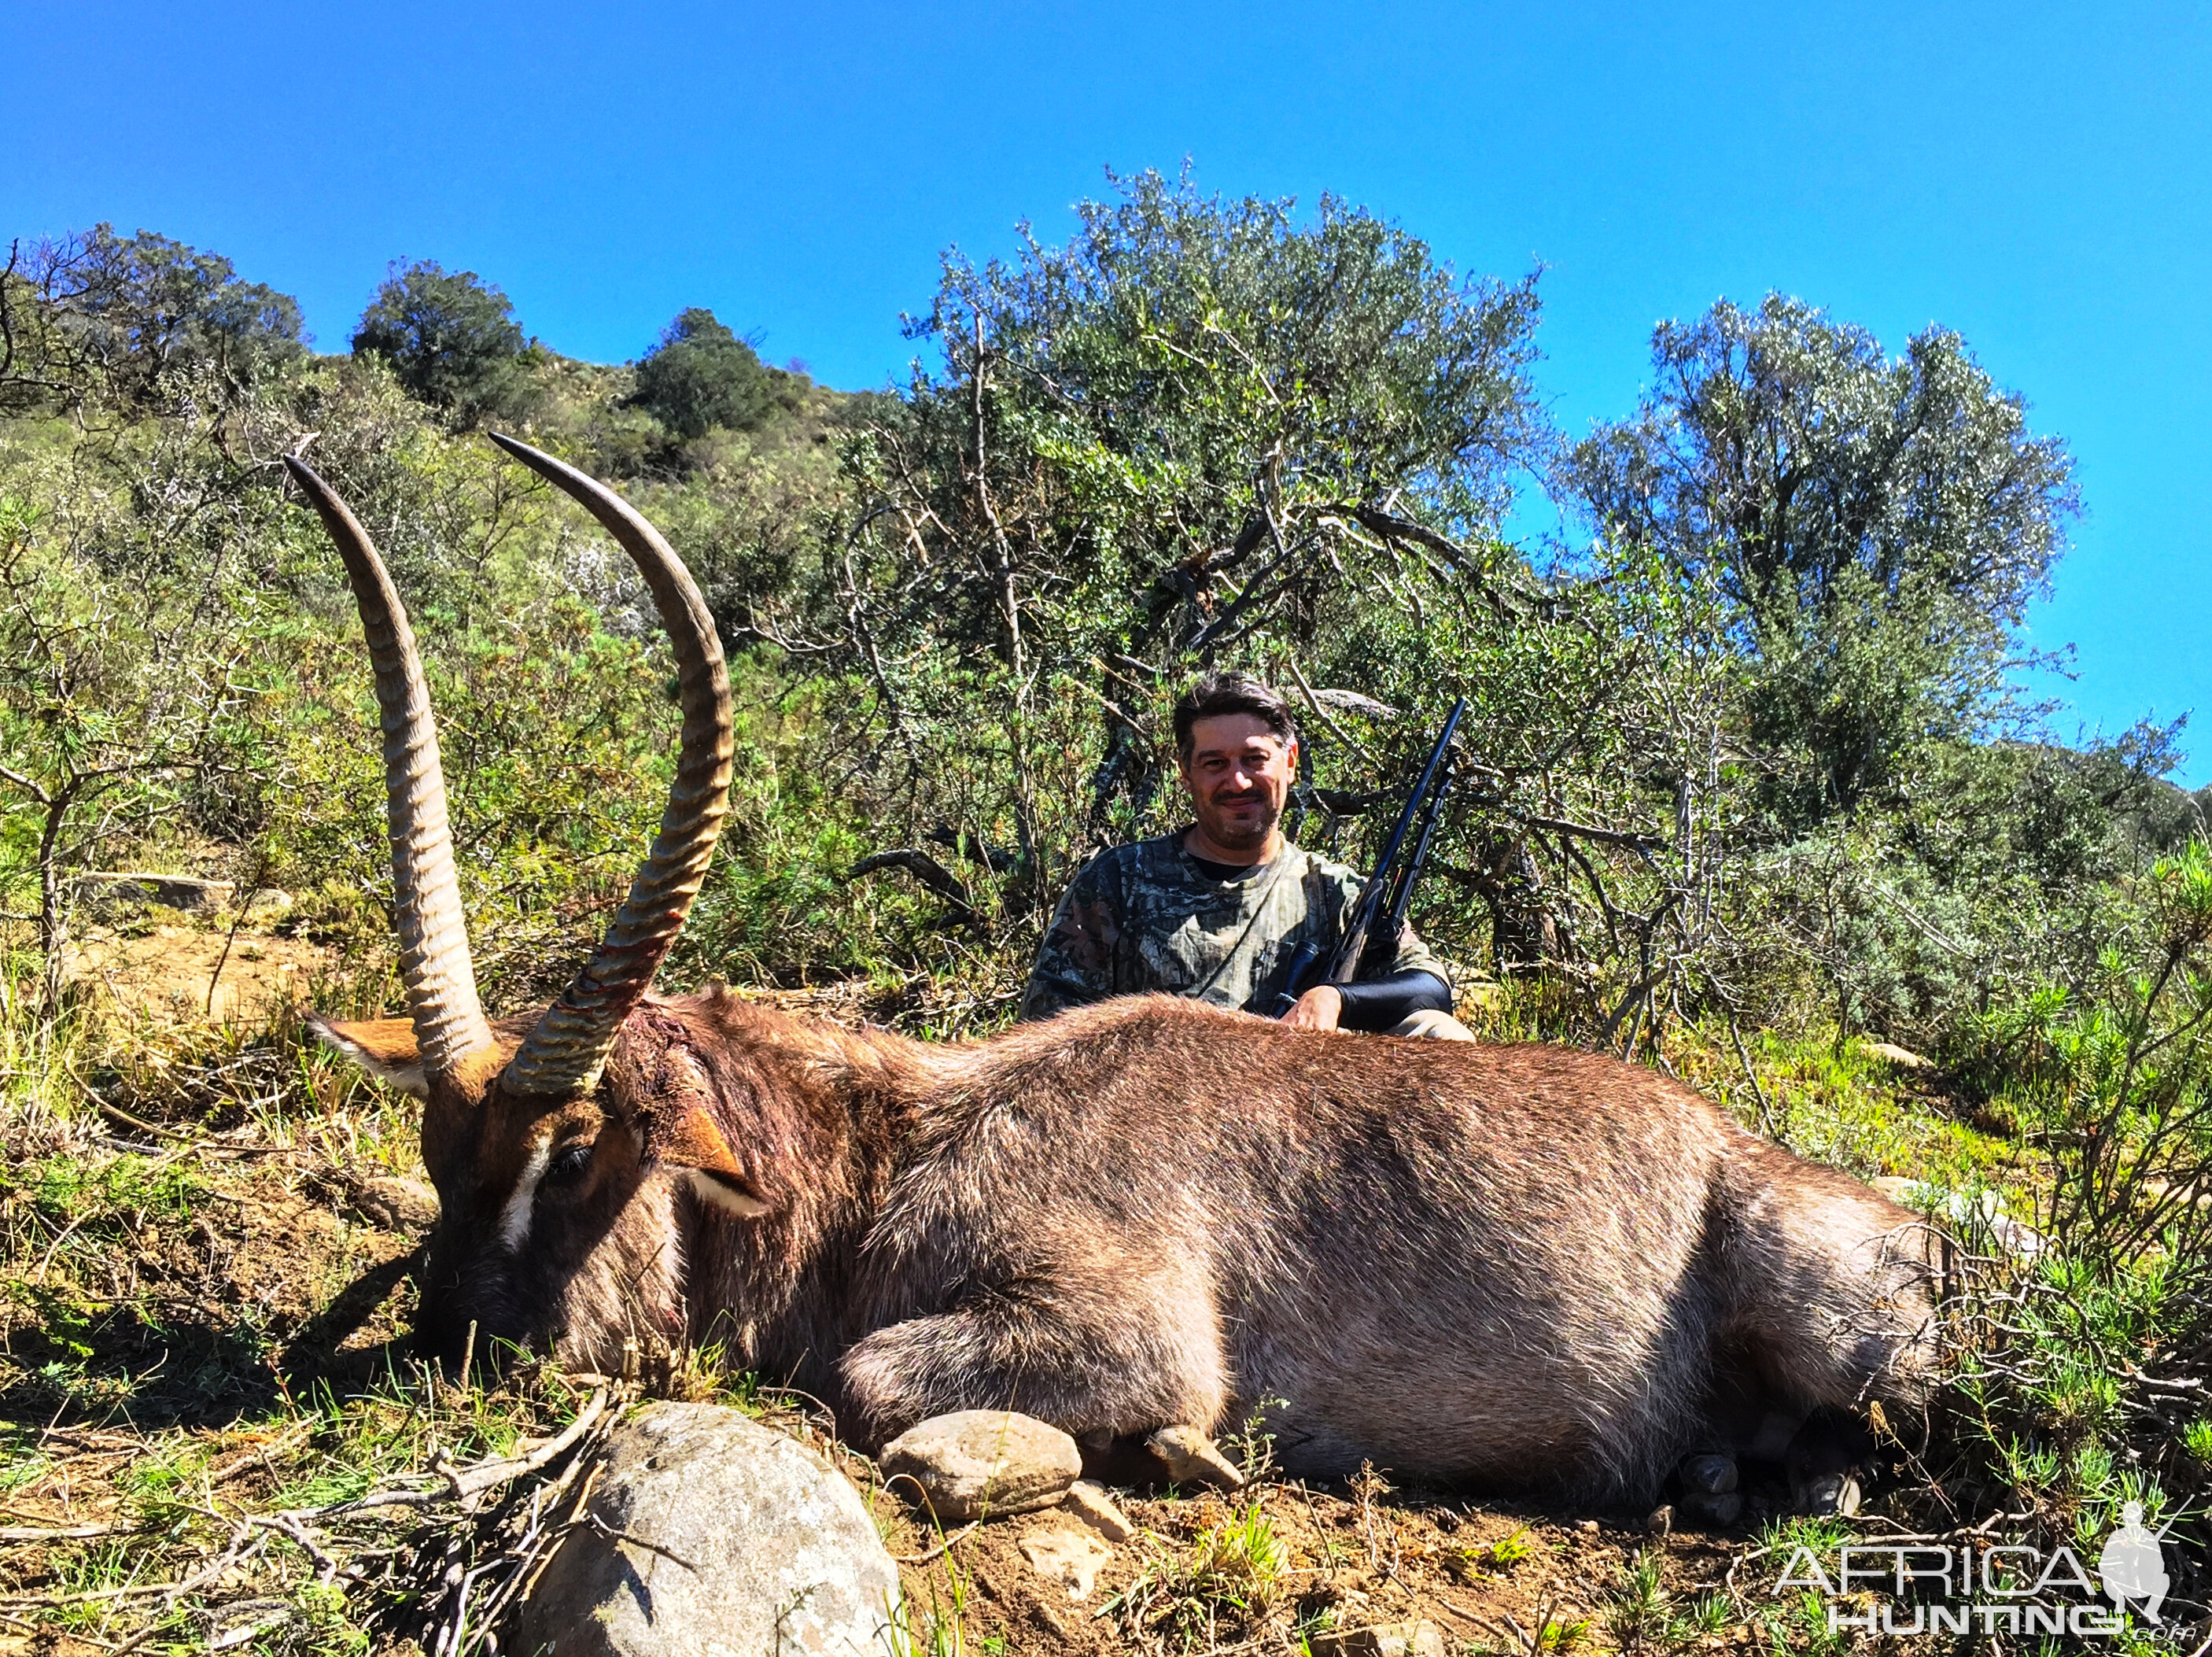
xmin=585 ymin=1511 xmax=697 ymax=1571
xmin=893 ymin=1521 xmax=979 ymax=1564
xmin=846 ymin=850 xmax=979 ymax=921
xmin=0 ymin=1519 xmax=144 ymax=1542
xmin=332 ymin=1386 xmax=610 ymax=1515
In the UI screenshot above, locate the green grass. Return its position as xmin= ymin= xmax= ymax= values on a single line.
xmin=1109 ymin=1499 xmax=1288 ymax=1650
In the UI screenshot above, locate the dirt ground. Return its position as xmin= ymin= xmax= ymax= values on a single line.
xmin=876 ymin=1479 xmax=1755 ymax=1655
xmin=62 ymin=921 xmax=339 ymax=1025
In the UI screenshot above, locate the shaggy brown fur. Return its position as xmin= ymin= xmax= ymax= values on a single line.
xmin=322 ymin=991 xmax=1940 ymax=1504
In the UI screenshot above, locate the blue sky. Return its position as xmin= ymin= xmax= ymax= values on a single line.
xmin=17 ymin=2 xmax=2210 ymax=777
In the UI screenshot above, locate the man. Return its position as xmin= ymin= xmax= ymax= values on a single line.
xmin=1019 ymin=672 xmax=1473 ymax=1038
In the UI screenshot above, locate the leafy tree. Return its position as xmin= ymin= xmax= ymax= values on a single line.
xmin=1563 ymin=295 xmax=2079 ymax=827
xmin=799 ymin=169 xmax=1548 ymax=901
xmin=1 ymin=226 xmax=304 ymax=411
xmin=350 ymin=259 xmax=526 ymax=418
xmin=629 ymin=308 xmax=783 ymax=440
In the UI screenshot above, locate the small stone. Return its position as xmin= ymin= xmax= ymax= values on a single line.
xmin=1062 ymin=1479 xmax=1135 ymax=1542
xmin=1028 ymin=1602 xmax=1071 ymax=1641
xmin=1144 ymin=1424 xmax=1246 ymax=1489
xmin=1576 ymin=1518 xmax=1599 ymax=1533
xmin=879 ymin=1410 xmax=1082 ymax=1521
xmin=1797 ymin=1471 xmax=1863 ymax=1516
xmin=1646 ymin=1504 xmax=1674 ymax=1536
xmin=1019 ymin=1526 xmax=1113 ymax=1600
xmin=1309 ymin=1620 xmax=1447 ymax=1657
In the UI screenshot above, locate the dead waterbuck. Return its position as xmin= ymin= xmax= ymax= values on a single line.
xmin=290 ymin=439 xmax=1941 ymax=1509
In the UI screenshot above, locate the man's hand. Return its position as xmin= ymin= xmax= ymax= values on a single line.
xmin=1283 ymin=984 xmax=1343 ymax=1031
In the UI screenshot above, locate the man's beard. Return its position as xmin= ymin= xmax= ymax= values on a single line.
xmin=1206 ymin=792 xmax=1278 ymax=849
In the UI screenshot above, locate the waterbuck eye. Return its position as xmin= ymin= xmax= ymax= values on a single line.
xmin=544 ymin=1140 xmax=595 ymax=1186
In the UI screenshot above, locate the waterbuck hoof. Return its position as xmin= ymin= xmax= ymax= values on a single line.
xmin=1678 ymin=1452 xmax=1739 ymax=1496
xmin=1145 ymin=1425 xmax=1246 ymax=1490
xmin=1795 ymin=1471 xmax=1863 ymax=1516
xmin=1680 ymin=1489 xmax=1743 ymax=1528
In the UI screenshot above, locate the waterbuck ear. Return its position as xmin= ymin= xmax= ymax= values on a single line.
xmin=310 ymin=1016 xmax=428 ymax=1099
xmin=656 ymin=1106 xmax=770 ymax=1219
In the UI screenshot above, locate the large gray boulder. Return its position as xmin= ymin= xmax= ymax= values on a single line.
xmin=513 ymin=1402 xmax=899 ymax=1657
xmin=74 ymin=872 xmax=290 ymax=917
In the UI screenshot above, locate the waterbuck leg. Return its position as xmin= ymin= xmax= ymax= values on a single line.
xmin=1145 ymin=1424 xmax=1246 ymax=1490
xmin=1785 ymin=1411 xmax=1871 ymax=1515
xmin=838 ymin=1275 xmax=1228 ymax=1449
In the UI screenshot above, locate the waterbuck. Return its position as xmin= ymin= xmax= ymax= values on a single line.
xmin=290 ymin=439 xmax=1941 ymax=1508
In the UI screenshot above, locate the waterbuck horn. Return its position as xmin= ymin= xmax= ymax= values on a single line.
xmin=283 ymin=458 xmax=496 ymax=1081
xmin=489 ymin=434 xmax=733 ymax=1099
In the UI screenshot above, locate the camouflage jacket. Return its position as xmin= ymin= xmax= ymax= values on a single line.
xmin=1018 ymin=831 xmax=1447 ymax=1022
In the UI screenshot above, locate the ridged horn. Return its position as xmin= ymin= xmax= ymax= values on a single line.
xmin=285 ymin=457 xmax=496 ymax=1079
xmin=490 ymin=434 xmax=733 ymax=1098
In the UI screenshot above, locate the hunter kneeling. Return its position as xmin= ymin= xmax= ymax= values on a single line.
xmin=1021 ymin=673 xmax=1473 ymax=1039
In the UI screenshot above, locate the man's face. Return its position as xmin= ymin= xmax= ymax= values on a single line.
xmin=1179 ymin=714 xmax=1297 ymax=854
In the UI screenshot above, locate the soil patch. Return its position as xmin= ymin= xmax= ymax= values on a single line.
xmin=63 ymin=923 xmax=343 ymax=1024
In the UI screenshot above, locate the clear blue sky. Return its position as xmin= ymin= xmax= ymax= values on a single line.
xmin=17 ymin=2 xmax=2210 ymax=777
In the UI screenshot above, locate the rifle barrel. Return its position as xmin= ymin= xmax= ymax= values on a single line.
xmin=1325 ymin=697 xmax=1466 ymax=985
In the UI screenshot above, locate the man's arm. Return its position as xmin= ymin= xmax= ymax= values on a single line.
xmin=1016 ymin=855 xmax=1125 ymax=1021
xmin=1328 ymin=914 xmax=1452 ymax=1028
xmin=1329 ymin=967 xmax=1452 ymax=1031
xmin=1282 ymin=859 xmax=1455 ymax=1031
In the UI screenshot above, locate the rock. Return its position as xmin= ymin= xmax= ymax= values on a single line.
xmin=75 ymin=873 xmax=291 ymax=920
xmin=1796 ymin=1471 xmax=1863 ymax=1516
xmin=1309 ymin=1620 xmax=1447 ymax=1657
xmin=513 ymin=1401 xmax=897 ymax=1656
xmin=1646 ymin=1504 xmax=1674 ymax=1536
xmin=1019 ymin=1526 xmax=1113 ymax=1600
xmin=1680 ymin=1489 xmax=1743 ymax=1528
xmin=1145 ymin=1423 xmax=1246 ymax=1489
xmin=1062 ymin=1478 xmax=1135 ymax=1542
xmin=78 ymin=872 xmax=234 ymax=916
xmin=1027 ymin=1603 xmax=1072 ymax=1641
xmin=879 ymin=1410 xmax=1082 ymax=1521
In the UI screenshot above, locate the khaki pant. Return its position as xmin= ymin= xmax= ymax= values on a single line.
xmin=1388 ymin=1009 xmax=1477 ymax=1041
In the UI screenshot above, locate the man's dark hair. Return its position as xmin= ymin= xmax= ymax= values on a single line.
xmin=1173 ymin=672 xmax=1298 ymax=758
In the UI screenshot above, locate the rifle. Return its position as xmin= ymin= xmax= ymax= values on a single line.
xmin=1272 ymin=696 xmax=1466 ymax=1017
